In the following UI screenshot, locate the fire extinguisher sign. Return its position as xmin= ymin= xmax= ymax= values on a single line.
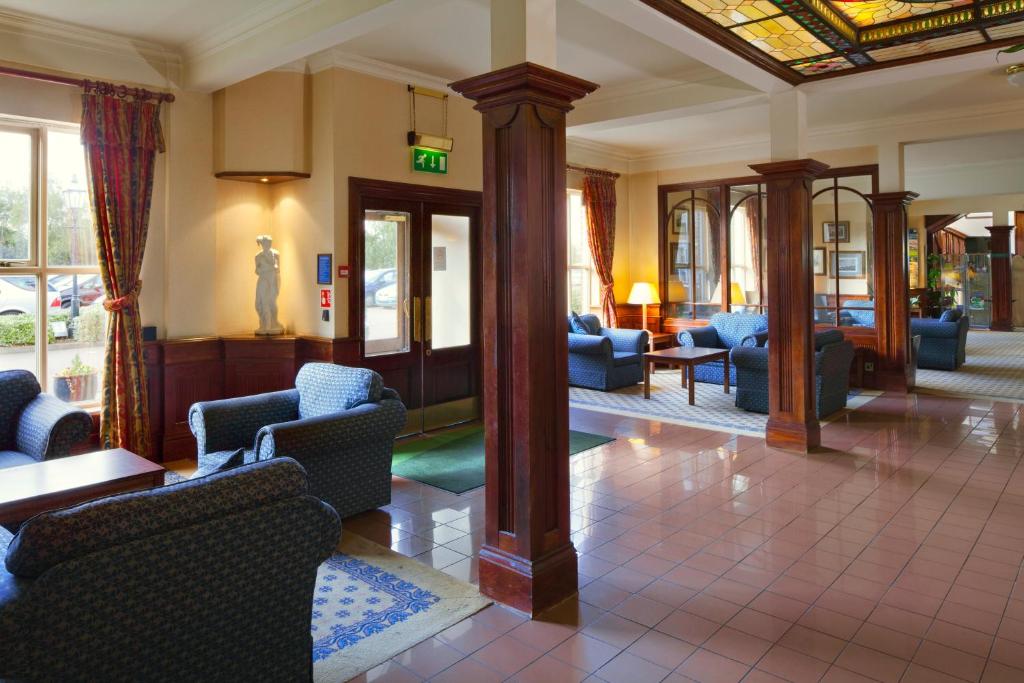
xmin=320 ymin=289 xmax=331 ymax=308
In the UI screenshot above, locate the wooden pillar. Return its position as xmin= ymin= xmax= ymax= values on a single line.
xmin=451 ymin=63 xmax=597 ymax=615
xmin=749 ymin=159 xmax=828 ymax=452
xmin=868 ymin=191 xmax=918 ymax=391
xmin=988 ymin=226 xmax=1013 ymax=332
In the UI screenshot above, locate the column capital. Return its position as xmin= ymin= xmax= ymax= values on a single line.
xmin=867 ymin=191 xmax=919 ymax=207
xmin=750 ymin=158 xmax=829 ymax=179
xmin=987 ymin=225 xmax=1014 ymax=236
xmin=450 ymin=62 xmax=597 ymax=113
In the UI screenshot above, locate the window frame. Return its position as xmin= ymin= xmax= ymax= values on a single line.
xmin=0 ymin=118 xmax=102 ymax=399
xmin=566 ymin=189 xmax=599 ymax=316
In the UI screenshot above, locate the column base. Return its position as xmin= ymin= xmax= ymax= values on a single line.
xmin=478 ymin=542 xmax=578 ymax=617
xmin=766 ymin=417 xmax=821 ymax=452
xmin=990 ymin=322 xmax=1013 ymax=332
xmin=876 ymin=368 xmax=909 ymax=393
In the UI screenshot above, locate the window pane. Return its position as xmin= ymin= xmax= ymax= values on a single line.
xmin=0 ymin=275 xmax=40 ymax=375
xmin=812 ymin=178 xmax=838 ymax=325
xmin=836 ymin=182 xmax=875 ymax=328
xmin=47 ymin=274 xmax=104 ymax=403
xmin=693 ymin=188 xmax=722 ymax=319
xmin=0 ymin=130 xmax=32 ymax=262
xmin=364 ymin=211 xmax=410 ymax=357
xmin=729 ymin=184 xmax=763 ymax=314
xmin=430 ymin=214 xmax=471 ymax=350
xmin=665 ymin=191 xmax=692 ymax=318
xmin=47 ymin=131 xmax=95 ymax=267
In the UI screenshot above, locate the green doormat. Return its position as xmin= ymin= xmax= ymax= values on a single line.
xmin=392 ymin=426 xmax=613 ymax=494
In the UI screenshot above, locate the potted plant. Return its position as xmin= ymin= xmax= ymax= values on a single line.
xmin=53 ymin=354 xmax=98 ymax=403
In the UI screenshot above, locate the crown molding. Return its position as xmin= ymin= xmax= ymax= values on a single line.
xmin=810 ymin=99 xmax=1024 ymax=141
xmin=580 ymin=64 xmax=736 ymax=104
xmin=182 ymin=0 xmax=311 ymax=60
xmin=304 ymin=49 xmax=454 ymax=92
xmin=0 ymin=8 xmax=181 ymax=77
xmin=566 ymin=137 xmax=632 ymax=174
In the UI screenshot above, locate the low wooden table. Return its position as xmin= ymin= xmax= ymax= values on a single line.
xmin=0 ymin=449 xmax=165 ymax=525
xmin=643 ymin=346 xmax=730 ymax=406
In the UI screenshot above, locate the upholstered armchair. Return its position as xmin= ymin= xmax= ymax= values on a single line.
xmin=188 ymin=363 xmax=406 ymax=518
xmin=567 ymin=314 xmax=648 ymax=391
xmin=911 ymin=309 xmax=970 ymax=370
xmin=676 ymin=312 xmax=768 ymax=385
xmin=0 ymin=369 xmax=92 ymax=470
xmin=731 ymin=329 xmax=856 ymax=418
xmin=0 ymin=458 xmax=340 ymax=682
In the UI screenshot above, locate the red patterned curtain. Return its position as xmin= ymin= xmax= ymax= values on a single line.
xmin=745 ymin=196 xmax=762 ymax=304
xmin=582 ymin=175 xmax=618 ymax=327
xmin=81 ymin=90 xmax=164 ymax=458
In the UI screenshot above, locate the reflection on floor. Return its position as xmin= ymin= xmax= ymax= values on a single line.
xmin=916 ymin=329 xmax=1024 ymax=401
xmin=344 ymin=397 xmax=1024 ymax=683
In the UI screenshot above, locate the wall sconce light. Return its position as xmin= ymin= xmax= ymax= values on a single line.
xmin=408 ymin=85 xmax=454 ymax=152
xmin=1008 ymin=64 xmax=1024 ymax=87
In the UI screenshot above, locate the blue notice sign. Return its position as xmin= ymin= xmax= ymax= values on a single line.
xmin=317 ymin=253 xmax=333 ymax=285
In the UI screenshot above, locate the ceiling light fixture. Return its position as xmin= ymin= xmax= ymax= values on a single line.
xmin=1008 ymin=64 xmax=1024 ymax=87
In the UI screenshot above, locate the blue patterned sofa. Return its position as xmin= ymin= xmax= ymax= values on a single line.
xmin=0 ymin=457 xmax=340 ymax=682
xmin=0 ymin=369 xmax=92 ymax=470
xmin=676 ymin=312 xmax=768 ymax=385
xmin=731 ymin=329 xmax=856 ymax=418
xmin=911 ymin=309 xmax=969 ymax=370
xmin=189 ymin=363 xmax=406 ymax=518
xmin=567 ymin=314 xmax=648 ymax=391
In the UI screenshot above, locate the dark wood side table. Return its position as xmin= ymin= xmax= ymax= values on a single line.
xmin=0 ymin=449 xmax=166 ymax=525
xmin=643 ymin=346 xmax=730 ymax=406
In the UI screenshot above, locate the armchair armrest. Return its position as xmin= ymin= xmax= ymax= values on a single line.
xmin=677 ymin=326 xmax=719 ymax=349
xmin=568 ymin=333 xmax=612 ymax=356
xmin=730 ymin=346 xmax=769 ymax=371
xmin=909 ymin=320 xmax=959 ymax=339
xmin=738 ymin=330 xmax=768 ymax=348
xmin=599 ymin=327 xmax=648 ymax=354
xmin=255 ymin=398 xmax=407 ymax=461
xmin=816 ymin=341 xmax=855 ymax=375
xmin=14 ymin=394 xmax=92 ymax=461
xmin=189 ymin=389 xmax=299 ymax=457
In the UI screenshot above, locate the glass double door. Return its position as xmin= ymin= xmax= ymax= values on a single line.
xmin=360 ymin=198 xmax=479 ymax=435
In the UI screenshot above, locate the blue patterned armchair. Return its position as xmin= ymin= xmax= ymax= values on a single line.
xmin=0 ymin=369 xmax=92 ymax=470
xmin=567 ymin=314 xmax=648 ymax=391
xmin=677 ymin=312 xmax=768 ymax=385
xmin=0 ymin=457 xmax=340 ymax=682
xmin=911 ymin=310 xmax=969 ymax=370
xmin=189 ymin=363 xmax=406 ymax=518
xmin=731 ymin=329 xmax=856 ymax=418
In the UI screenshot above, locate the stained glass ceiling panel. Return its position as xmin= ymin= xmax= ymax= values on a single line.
xmin=655 ymin=0 xmax=1024 ymax=80
xmin=824 ymin=0 xmax=973 ymax=27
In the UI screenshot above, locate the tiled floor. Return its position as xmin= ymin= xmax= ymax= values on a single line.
xmin=343 ymin=392 xmax=1024 ymax=682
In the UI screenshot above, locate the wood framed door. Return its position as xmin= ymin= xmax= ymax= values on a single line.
xmin=350 ymin=178 xmax=481 ymax=435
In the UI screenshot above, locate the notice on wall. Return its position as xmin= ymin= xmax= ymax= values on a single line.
xmin=433 ymin=246 xmax=447 ymax=272
xmin=320 ymin=289 xmax=331 ymax=308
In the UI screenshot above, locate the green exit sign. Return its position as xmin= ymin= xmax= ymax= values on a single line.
xmin=412 ymin=147 xmax=448 ymax=174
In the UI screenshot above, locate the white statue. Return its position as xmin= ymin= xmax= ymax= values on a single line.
xmin=254 ymin=235 xmax=284 ymax=335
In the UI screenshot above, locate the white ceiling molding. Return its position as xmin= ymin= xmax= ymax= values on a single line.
xmin=303 ymin=49 xmax=453 ymax=92
xmin=566 ymin=137 xmax=632 ymax=175
xmin=570 ymin=91 xmax=767 ymax=133
xmin=577 ymin=0 xmax=790 ymax=94
xmin=626 ymin=135 xmax=771 ymax=175
xmin=182 ymin=0 xmax=310 ymax=60
xmin=0 ymin=9 xmax=182 ymax=88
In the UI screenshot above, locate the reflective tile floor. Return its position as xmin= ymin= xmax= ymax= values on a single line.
xmin=342 ymin=394 xmax=1024 ymax=682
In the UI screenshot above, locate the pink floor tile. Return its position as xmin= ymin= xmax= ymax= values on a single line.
xmin=675 ymin=648 xmax=752 ymax=683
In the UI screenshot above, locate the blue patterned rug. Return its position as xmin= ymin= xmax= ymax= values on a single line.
xmin=915 ymin=329 xmax=1024 ymax=401
xmin=313 ymin=533 xmax=488 ymax=682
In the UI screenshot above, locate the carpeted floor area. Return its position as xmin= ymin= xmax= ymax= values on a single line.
xmin=569 ymin=371 xmax=879 ymax=436
xmin=915 ymin=329 xmax=1024 ymax=401
xmin=313 ymin=532 xmax=489 ymax=682
xmin=392 ymin=426 xmax=614 ymax=494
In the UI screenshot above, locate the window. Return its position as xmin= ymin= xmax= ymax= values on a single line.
xmin=0 ymin=122 xmax=104 ymax=404
xmin=567 ymin=190 xmax=599 ymax=315
xmin=662 ymin=186 xmax=725 ymax=319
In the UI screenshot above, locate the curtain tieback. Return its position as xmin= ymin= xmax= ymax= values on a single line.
xmin=601 ymin=282 xmax=615 ymax=294
xmin=103 ymin=281 xmax=142 ymax=312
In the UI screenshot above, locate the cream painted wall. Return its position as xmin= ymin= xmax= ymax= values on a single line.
xmin=213 ymin=182 xmax=271 ymax=334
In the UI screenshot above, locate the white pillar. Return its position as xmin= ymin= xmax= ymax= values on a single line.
xmin=490 ymin=0 xmax=557 ymax=70
xmin=877 ymin=139 xmax=905 ymax=192
xmin=769 ymin=89 xmax=807 ymax=161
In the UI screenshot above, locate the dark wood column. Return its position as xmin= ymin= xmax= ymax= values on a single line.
xmin=451 ymin=63 xmax=597 ymax=615
xmin=749 ymin=159 xmax=828 ymax=452
xmin=988 ymin=225 xmax=1013 ymax=332
xmin=869 ymin=191 xmax=918 ymax=391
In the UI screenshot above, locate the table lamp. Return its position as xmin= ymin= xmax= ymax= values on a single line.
xmin=730 ymin=282 xmax=746 ymax=308
xmin=627 ymin=282 xmax=660 ymax=350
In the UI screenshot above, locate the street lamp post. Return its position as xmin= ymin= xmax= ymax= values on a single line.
xmin=62 ymin=174 xmax=87 ymax=321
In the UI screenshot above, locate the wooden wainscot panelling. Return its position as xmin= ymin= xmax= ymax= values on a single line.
xmin=143 ymin=341 xmax=165 ymax=460
xmin=615 ymin=303 xmax=662 ymax=332
xmin=160 ymin=338 xmax=224 ymax=461
xmin=222 ymin=335 xmax=297 ymax=398
xmin=987 ymin=226 xmax=1014 ymax=332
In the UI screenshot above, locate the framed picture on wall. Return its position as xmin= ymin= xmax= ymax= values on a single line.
xmin=813 ymin=247 xmax=827 ymax=276
xmin=670 ymin=240 xmax=690 ymax=267
xmin=829 ymin=250 xmax=866 ymax=278
xmin=672 ymin=209 xmax=689 ymax=235
xmin=823 ymin=221 xmax=850 ymax=243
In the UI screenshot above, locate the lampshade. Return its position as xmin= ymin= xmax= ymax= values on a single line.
xmin=627 ymin=282 xmax=660 ymax=305
xmin=730 ymin=282 xmax=746 ymax=305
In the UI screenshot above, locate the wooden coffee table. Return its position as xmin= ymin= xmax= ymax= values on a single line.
xmin=0 ymin=448 xmax=165 ymax=525
xmin=643 ymin=346 xmax=730 ymax=405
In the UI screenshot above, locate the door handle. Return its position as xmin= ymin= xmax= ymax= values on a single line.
xmin=413 ymin=297 xmax=421 ymax=343
xmin=425 ymin=296 xmax=432 ymax=343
